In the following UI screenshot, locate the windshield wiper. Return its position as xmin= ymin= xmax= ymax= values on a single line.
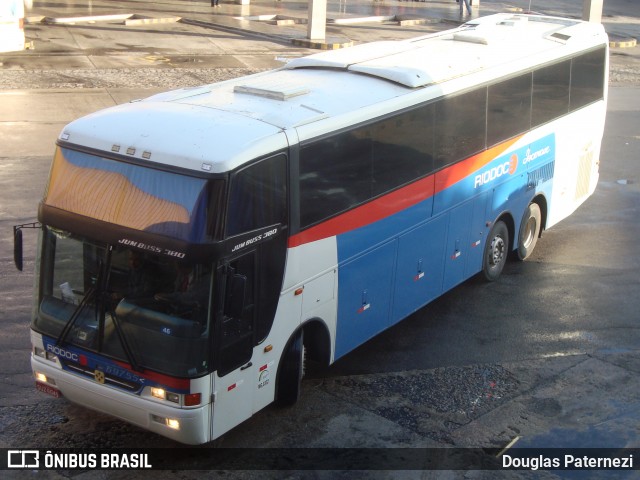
xmin=56 ymin=286 xmax=95 ymax=347
xmin=108 ymin=309 xmax=140 ymax=371
xmin=98 ymin=246 xmax=141 ymax=372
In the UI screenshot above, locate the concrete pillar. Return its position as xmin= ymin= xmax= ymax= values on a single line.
xmin=307 ymin=0 xmax=327 ymax=42
xmin=582 ymin=0 xmax=603 ymax=23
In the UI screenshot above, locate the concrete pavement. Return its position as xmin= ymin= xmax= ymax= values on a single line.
xmin=1 ymin=1 xmax=636 ymax=86
xmin=14 ymin=0 xmax=640 ymax=55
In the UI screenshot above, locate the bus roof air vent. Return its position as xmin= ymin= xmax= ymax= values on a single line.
xmin=549 ymin=32 xmax=572 ymax=43
xmin=234 ymin=79 xmax=309 ymax=101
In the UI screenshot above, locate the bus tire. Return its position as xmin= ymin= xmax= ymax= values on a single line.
xmin=517 ymin=203 xmax=542 ymax=261
xmin=483 ymin=220 xmax=509 ymax=282
xmin=275 ymin=330 xmax=304 ymax=407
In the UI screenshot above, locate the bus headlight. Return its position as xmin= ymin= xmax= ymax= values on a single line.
xmin=150 ymin=387 xmax=166 ymax=400
xmin=34 ymin=346 xmax=58 ymax=363
xmin=148 ymin=387 xmax=199 ymax=406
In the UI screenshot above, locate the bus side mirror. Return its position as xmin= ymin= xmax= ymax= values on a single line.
xmin=14 ymin=226 xmax=23 ymax=271
xmin=13 ymin=222 xmax=41 ymax=272
xmin=224 ymin=274 xmax=247 ymax=318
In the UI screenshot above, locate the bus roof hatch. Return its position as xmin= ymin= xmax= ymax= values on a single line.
xmin=234 ymin=79 xmax=309 ymax=101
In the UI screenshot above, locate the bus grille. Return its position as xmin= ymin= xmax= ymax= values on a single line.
xmin=63 ymin=361 xmax=141 ymax=392
xmin=527 ymin=162 xmax=555 ymax=191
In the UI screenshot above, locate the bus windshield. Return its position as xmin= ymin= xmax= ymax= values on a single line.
xmin=33 ymin=227 xmax=213 ymax=378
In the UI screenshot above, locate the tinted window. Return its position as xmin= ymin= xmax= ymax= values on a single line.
xmin=371 ymin=104 xmax=434 ymax=196
xmin=435 ymin=89 xmax=487 ymax=169
xmin=227 ymin=154 xmax=287 ymax=236
xmin=487 ymin=73 xmax=532 ymax=146
xmin=299 ymin=129 xmax=373 ymax=228
xmin=298 ymin=47 xmax=606 ymax=231
xmin=300 ymin=104 xmax=436 ymax=229
xmin=570 ymin=47 xmax=606 ymax=110
xmin=532 ymin=60 xmax=571 ymax=127
xmin=218 ymin=252 xmax=255 ymax=376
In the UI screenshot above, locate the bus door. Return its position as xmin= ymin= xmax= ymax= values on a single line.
xmin=211 ymin=252 xmax=257 ymax=440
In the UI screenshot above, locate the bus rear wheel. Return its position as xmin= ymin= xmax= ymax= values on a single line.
xmin=517 ymin=203 xmax=542 ymax=260
xmin=483 ymin=220 xmax=509 ymax=282
xmin=275 ymin=330 xmax=304 ymax=407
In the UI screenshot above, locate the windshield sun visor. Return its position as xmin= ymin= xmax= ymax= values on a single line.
xmin=43 ymin=147 xmax=215 ymax=243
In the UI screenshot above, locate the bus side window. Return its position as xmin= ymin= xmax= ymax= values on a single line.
xmin=532 ymin=59 xmax=570 ymax=127
xmin=569 ymin=47 xmax=606 ymax=111
xmin=487 ymin=73 xmax=532 ymax=147
xmin=226 ymin=154 xmax=287 ymax=236
xmin=371 ymin=105 xmax=435 ymax=196
xmin=434 ymin=89 xmax=487 ymax=170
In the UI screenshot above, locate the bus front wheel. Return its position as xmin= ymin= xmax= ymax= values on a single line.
xmin=517 ymin=203 xmax=542 ymax=260
xmin=483 ymin=220 xmax=509 ymax=282
xmin=275 ymin=330 xmax=304 ymax=407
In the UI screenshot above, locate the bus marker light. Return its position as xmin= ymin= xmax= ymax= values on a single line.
xmin=294 ymin=287 xmax=304 ymax=296
xmin=263 ymin=344 xmax=273 ymax=353
xmin=184 ymin=393 xmax=201 ymax=406
xmin=166 ymin=392 xmax=180 ymax=404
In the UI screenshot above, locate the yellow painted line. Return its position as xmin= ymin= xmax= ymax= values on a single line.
xmin=609 ymin=37 xmax=637 ymax=48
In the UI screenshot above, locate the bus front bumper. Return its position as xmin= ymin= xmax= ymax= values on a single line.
xmin=31 ymin=355 xmax=211 ymax=445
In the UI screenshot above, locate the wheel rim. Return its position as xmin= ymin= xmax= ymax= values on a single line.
xmin=522 ymin=217 xmax=537 ymax=248
xmin=490 ymin=235 xmax=506 ymax=267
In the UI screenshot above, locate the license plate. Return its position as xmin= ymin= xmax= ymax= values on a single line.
xmin=36 ymin=381 xmax=62 ymax=398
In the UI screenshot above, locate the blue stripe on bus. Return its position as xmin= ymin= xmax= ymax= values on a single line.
xmin=333 ymin=133 xmax=556 ymax=359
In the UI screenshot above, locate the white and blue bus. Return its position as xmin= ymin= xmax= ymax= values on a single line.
xmin=18 ymin=13 xmax=608 ymax=444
